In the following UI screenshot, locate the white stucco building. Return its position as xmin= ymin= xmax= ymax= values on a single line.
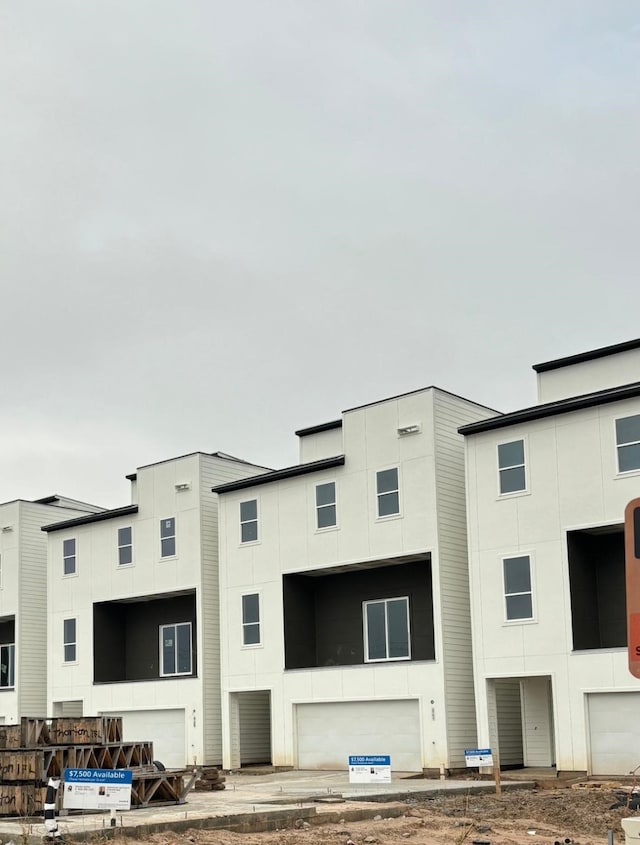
xmin=0 ymin=496 xmax=103 ymax=724
xmin=214 ymin=387 xmax=496 ymax=773
xmin=43 ymin=452 xmax=267 ymax=767
xmin=461 ymin=338 xmax=640 ymax=777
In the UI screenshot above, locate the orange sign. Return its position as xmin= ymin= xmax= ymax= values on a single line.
xmin=625 ymin=497 xmax=640 ymax=678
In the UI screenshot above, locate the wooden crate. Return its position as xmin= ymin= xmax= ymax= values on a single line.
xmin=0 ymin=749 xmax=45 ymax=781
xmin=48 ymin=717 xmax=122 ymax=746
xmin=0 ymin=725 xmax=23 ymax=750
xmin=0 ymin=783 xmax=46 ymax=816
xmin=44 ymin=742 xmax=154 ymax=778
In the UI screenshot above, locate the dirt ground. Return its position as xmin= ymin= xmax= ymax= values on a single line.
xmin=135 ymin=786 xmax=639 ymax=845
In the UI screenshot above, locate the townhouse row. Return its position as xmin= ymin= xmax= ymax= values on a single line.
xmin=1 ymin=337 xmax=640 ymax=777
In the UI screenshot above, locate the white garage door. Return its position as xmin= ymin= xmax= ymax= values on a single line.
xmin=101 ymin=709 xmax=186 ymax=769
xmin=296 ymin=700 xmax=421 ymax=772
xmin=588 ymin=693 xmax=640 ymax=775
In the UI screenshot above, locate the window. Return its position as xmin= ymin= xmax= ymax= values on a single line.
xmin=118 ymin=527 xmax=133 ymax=565
xmin=316 ymin=482 xmax=336 ymax=529
xmin=160 ymin=518 xmax=176 ymax=557
xmin=363 ymin=597 xmax=410 ymax=661
xmin=616 ymin=415 xmax=640 ymax=473
xmin=240 ymin=499 xmax=258 ymax=543
xmin=160 ymin=622 xmax=192 ymax=676
xmin=63 ymin=618 xmax=77 ymax=662
xmin=498 ymin=440 xmax=526 ymax=494
xmin=242 ymin=593 xmax=261 ymax=645
xmin=63 ymin=538 xmax=76 ymax=575
xmin=503 ymin=555 xmax=533 ymax=621
xmin=0 ymin=644 xmax=15 ymax=688
xmin=376 ymin=468 xmax=399 ymax=517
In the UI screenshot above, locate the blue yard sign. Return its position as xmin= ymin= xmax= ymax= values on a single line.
xmin=63 ymin=769 xmax=133 ymax=810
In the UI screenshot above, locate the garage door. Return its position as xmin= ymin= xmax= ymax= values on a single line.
xmin=101 ymin=709 xmax=186 ymax=769
xmin=588 ymin=693 xmax=640 ymax=775
xmin=296 ymin=700 xmax=421 ymax=771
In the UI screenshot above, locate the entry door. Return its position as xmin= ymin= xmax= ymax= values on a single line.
xmin=521 ymin=677 xmax=555 ymax=767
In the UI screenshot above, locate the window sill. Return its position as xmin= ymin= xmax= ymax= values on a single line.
xmin=117 ymin=563 xmax=135 ymax=569
xmin=239 ymin=540 xmax=261 ymax=548
xmin=375 ymin=513 xmax=403 ymax=523
xmin=0 ymin=686 xmax=15 ymax=692
xmin=496 ymin=490 xmax=530 ymax=501
xmin=62 ymin=572 xmax=79 ymax=578
xmin=615 ymin=468 xmax=640 ymax=480
xmin=159 ymin=555 xmax=177 ymax=562
xmin=501 ymin=617 xmax=537 ymax=626
xmin=315 ymin=526 xmax=339 ymax=534
xmin=241 ymin=643 xmax=263 ymax=650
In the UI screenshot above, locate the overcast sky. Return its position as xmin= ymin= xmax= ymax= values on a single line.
xmin=2 ymin=1 xmax=640 ymax=507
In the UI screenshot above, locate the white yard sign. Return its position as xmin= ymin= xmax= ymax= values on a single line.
xmin=348 ymin=755 xmax=392 ymax=783
xmin=464 ymin=748 xmax=494 ymax=767
xmin=63 ymin=769 xmax=133 ymax=810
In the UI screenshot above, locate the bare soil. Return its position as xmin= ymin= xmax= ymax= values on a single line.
xmin=135 ymin=786 xmax=638 ymax=845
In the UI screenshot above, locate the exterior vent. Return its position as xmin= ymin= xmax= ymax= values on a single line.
xmin=175 ymin=483 xmax=191 ymax=491
xmin=397 ymin=424 xmax=421 ymax=436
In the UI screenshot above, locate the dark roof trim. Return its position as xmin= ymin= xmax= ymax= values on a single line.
xmin=533 ymin=338 xmax=640 ymax=373
xmin=295 ymin=420 xmax=342 ymax=437
xmin=212 ymin=455 xmax=346 ymax=494
xmin=459 ymin=381 xmax=640 ymax=436
xmin=33 ymin=495 xmax=59 ymax=505
xmin=42 ymin=505 xmax=139 ymax=533
xmin=126 ymin=473 xmax=137 ymax=481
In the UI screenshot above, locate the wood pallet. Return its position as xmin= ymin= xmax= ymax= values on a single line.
xmin=0 ymin=743 xmax=154 ymax=782
xmin=0 ymin=783 xmax=47 ymax=817
xmin=131 ymin=769 xmax=199 ymax=807
xmin=0 ymin=717 xmax=123 ymax=749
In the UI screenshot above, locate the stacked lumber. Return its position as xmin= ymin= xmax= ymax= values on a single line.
xmin=193 ymin=766 xmax=226 ymax=791
xmin=0 ymin=716 xmax=196 ymax=816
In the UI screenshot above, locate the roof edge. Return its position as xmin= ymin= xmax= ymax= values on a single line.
xmin=42 ymin=504 xmax=139 ymax=533
xmin=459 ymin=380 xmax=640 ymax=436
xmin=212 ymin=455 xmax=346 ymax=494
xmin=295 ymin=420 xmax=342 ymax=437
xmin=533 ymin=337 xmax=640 ymax=373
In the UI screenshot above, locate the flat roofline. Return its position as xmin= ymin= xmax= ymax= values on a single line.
xmin=459 ymin=380 xmax=640 ymax=436
xmin=212 ymin=455 xmax=345 ymax=494
xmin=295 ymin=420 xmax=342 ymax=437
xmin=295 ymin=387 xmax=499 ymax=436
xmin=42 ymin=505 xmax=139 ymax=533
xmin=533 ymin=337 xmax=640 ymax=373
xmin=125 ymin=450 xmax=271 ymax=482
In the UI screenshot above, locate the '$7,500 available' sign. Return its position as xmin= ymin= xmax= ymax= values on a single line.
xmin=63 ymin=769 xmax=133 ymax=810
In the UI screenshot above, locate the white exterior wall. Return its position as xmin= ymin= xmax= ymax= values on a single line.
xmin=47 ymin=453 xmax=266 ymax=766
xmin=466 ymin=395 xmax=640 ymax=773
xmin=219 ymin=389 xmax=495 ymax=771
xmin=298 ymin=427 xmax=343 ymax=463
xmin=0 ymin=500 xmax=97 ymax=724
xmin=536 ymin=347 xmax=640 ymax=403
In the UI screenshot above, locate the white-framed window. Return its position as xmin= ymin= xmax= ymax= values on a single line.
xmin=240 ymin=499 xmax=258 ymax=543
xmin=242 ymin=593 xmax=261 ymax=646
xmin=160 ymin=518 xmax=176 ymax=558
xmin=363 ymin=597 xmax=410 ymax=662
xmin=118 ymin=526 xmax=133 ymax=566
xmin=159 ymin=622 xmax=192 ymax=676
xmin=316 ymin=482 xmax=337 ymax=529
xmin=63 ymin=618 xmax=77 ymax=662
xmin=0 ymin=643 xmax=15 ymax=688
xmin=498 ymin=440 xmax=526 ymax=494
xmin=376 ymin=468 xmax=400 ymax=517
xmin=503 ymin=555 xmax=533 ymax=621
xmin=63 ymin=538 xmax=77 ymax=575
xmin=616 ymin=414 xmax=640 ymax=473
